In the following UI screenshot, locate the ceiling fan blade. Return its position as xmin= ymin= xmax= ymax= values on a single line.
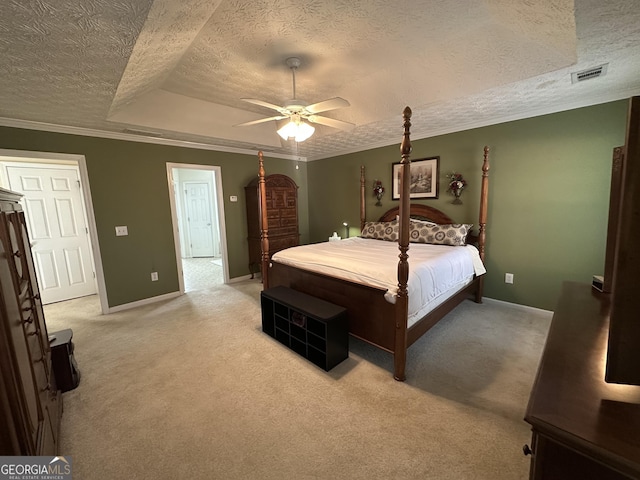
xmin=307 ymin=115 xmax=355 ymax=130
xmin=234 ymin=115 xmax=288 ymax=127
xmin=241 ymin=98 xmax=288 ymax=114
xmin=305 ymin=97 xmax=350 ymax=114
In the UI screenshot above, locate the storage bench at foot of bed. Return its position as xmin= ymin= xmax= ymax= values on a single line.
xmin=261 ymin=286 xmax=349 ymax=371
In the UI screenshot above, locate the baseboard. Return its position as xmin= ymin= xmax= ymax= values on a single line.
xmin=106 ymin=291 xmax=182 ymax=313
xmin=483 ymin=297 xmax=553 ymax=317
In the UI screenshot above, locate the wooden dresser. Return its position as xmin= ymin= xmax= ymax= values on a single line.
xmin=524 ymin=282 xmax=640 ymax=479
xmin=245 ymin=174 xmax=299 ymax=276
xmin=0 ymin=187 xmax=61 ymax=455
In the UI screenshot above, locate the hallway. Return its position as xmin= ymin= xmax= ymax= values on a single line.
xmin=182 ymin=257 xmax=223 ymax=292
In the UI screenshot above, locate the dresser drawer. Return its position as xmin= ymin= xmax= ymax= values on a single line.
xmin=270 ymin=225 xmax=299 ymax=236
xmin=270 ymin=236 xmax=299 ymax=252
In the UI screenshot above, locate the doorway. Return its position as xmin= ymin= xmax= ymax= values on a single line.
xmin=167 ymin=163 xmax=228 ymax=292
xmin=0 ymin=149 xmax=106 ymax=312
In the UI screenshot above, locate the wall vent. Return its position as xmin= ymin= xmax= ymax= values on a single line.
xmin=571 ymin=64 xmax=608 ymax=84
xmin=122 ymin=128 xmax=164 ymax=137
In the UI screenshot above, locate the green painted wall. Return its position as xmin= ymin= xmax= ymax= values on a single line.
xmin=0 ymin=99 xmax=628 ymax=311
xmin=308 ymin=101 xmax=628 ymax=310
xmin=0 ymin=128 xmax=308 ymax=307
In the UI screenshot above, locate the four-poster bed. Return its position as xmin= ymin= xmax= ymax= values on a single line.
xmin=256 ymin=106 xmax=490 ymax=381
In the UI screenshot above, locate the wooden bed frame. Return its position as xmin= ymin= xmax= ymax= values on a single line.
xmin=257 ymin=107 xmax=490 ymax=381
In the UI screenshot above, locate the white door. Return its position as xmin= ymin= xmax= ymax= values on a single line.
xmin=7 ymin=165 xmax=96 ymax=304
xmin=184 ymin=182 xmax=215 ymax=257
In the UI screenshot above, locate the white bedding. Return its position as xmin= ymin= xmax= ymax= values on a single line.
xmin=271 ymin=237 xmax=486 ymax=327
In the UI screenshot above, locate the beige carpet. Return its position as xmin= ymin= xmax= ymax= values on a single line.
xmin=44 ymin=281 xmax=551 ymax=480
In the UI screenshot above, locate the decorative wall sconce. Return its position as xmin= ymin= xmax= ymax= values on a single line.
xmin=373 ymin=180 xmax=385 ymax=206
xmin=446 ymin=172 xmax=467 ymax=205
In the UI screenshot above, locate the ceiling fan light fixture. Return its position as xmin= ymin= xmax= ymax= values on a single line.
xmin=237 ymin=57 xmax=352 ymax=138
xmin=277 ymin=115 xmax=315 ymax=142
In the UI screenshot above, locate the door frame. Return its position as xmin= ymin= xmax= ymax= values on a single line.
xmin=0 ymin=148 xmax=108 ymax=313
xmin=166 ymin=163 xmax=228 ymax=292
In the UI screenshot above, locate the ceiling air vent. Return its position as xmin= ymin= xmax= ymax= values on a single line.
xmin=571 ymin=64 xmax=608 ymax=84
xmin=122 ymin=128 xmax=164 ymax=138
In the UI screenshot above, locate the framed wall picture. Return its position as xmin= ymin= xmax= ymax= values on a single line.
xmin=392 ymin=156 xmax=439 ymax=200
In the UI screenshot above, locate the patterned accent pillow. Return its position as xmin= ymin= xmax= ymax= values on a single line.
xmin=411 ymin=223 xmax=473 ymax=246
xmin=361 ymin=220 xmax=398 ymax=241
xmin=409 ymin=218 xmax=437 ymax=243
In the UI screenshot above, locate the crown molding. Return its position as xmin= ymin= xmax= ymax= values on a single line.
xmin=0 ymin=117 xmax=307 ymax=162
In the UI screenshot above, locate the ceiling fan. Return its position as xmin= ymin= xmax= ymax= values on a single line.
xmin=235 ymin=57 xmax=354 ymax=142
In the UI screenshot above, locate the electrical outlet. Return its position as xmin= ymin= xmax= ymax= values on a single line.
xmin=151 ymin=272 xmax=158 ymax=281
xmin=115 ymin=225 xmax=128 ymax=236
xmin=505 ymin=273 xmax=514 ymax=284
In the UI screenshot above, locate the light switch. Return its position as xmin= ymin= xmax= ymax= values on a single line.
xmin=115 ymin=226 xmax=128 ymax=236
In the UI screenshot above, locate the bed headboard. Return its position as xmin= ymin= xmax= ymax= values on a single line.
xmin=378 ymin=204 xmax=454 ymax=224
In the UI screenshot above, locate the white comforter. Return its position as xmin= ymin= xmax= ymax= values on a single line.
xmin=271 ymin=237 xmax=486 ymax=326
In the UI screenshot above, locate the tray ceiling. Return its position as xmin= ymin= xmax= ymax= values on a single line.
xmin=0 ymin=0 xmax=639 ymax=160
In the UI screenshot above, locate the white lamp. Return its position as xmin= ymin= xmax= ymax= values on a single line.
xmin=277 ymin=114 xmax=315 ymax=142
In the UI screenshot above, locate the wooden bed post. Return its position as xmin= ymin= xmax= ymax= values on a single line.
xmin=475 ymin=146 xmax=490 ymax=303
xmin=258 ymin=151 xmax=270 ymax=289
xmin=394 ymin=106 xmax=412 ymax=381
xmin=360 ymin=165 xmax=366 ymax=232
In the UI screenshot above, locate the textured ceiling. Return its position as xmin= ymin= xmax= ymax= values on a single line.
xmin=0 ymin=0 xmax=639 ymax=160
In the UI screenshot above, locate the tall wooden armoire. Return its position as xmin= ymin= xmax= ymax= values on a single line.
xmin=0 ymin=187 xmax=61 ymax=455
xmin=245 ymin=174 xmax=299 ymax=277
